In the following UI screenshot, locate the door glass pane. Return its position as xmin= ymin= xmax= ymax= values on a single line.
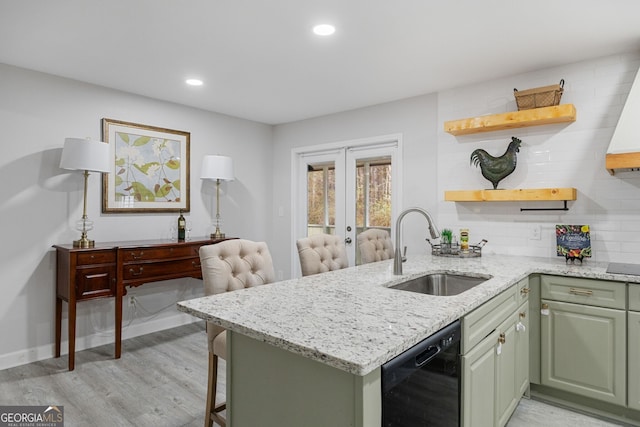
xmin=327 ymin=167 xmax=336 ymax=233
xmin=356 ymin=165 xmax=365 ymax=228
xmin=355 ymin=156 xmax=392 ymax=264
xmin=307 ymin=163 xmax=335 ymax=236
xmin=369 ymin=162 xmax=391 ymax=227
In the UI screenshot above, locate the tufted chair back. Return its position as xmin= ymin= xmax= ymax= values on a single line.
xmin=199 ymin=239 xmax=275 ymax=427
xmin=357 ymin=229 xmax=394 ymax=264
xmin=296 ymin=234 xmax=349 ymax=277
xmin=199 ymin=239 xmax=275 ymax=350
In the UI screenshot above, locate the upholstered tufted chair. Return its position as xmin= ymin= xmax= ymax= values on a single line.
xmin=296 ymin=234 xmax=349 ymax=276
xmin=199 ymin=239 xmax=275 ymax=427
xmin=357 ymin=228 xmax=394 ymax=264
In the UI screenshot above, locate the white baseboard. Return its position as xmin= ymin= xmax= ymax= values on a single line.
xmin=0 ymin=313 xmax=203 ymax=371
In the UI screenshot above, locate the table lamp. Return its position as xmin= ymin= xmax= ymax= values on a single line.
xmin=201 ymin=155 xmax=234 ymax=239
xmin=60 ymin=137 xmax=111 ymax=248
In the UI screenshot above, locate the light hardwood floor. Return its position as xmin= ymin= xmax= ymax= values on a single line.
xmin=0 ymin=322 xmax=624 ymax=426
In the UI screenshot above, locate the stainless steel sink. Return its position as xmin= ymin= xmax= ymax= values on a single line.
xmin=389 ymin=273 xmax=491 ymax=296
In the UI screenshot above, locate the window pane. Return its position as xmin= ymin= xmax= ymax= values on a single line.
xmin=327 ymin=168 xmax=336 ymax=226
xmin=307 ymin=165 xmax=336 ymax=235
xmin=307 ymin=169 xmax=324 ymax=226
xmin=356 ymin=165 xmax=365 ymax=227
xmin=369 ymin=163 xmax=391 ymax=227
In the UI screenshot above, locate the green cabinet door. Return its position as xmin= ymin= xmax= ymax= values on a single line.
xmin=462 ymin=329 xmax=498 ymax=427
xmin=495 ymin=314 xmax=518 ymax=427
xmin=629 ymin=311 xmax=640 ymax=411
xmin=495 ymin=303 xmax=530 ymax=427
xmin=515 ymin=303 xmax=530 ymax=398
xmin=540 ymin=299 xmax=626 ymax=406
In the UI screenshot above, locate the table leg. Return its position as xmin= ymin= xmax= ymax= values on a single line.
xmin=55 ymin=298 xmax=62 ymax=358
xmin=68 ymin=297 xmax=76 ymax=371
xmin=115 ymin=285 xmax=122 ymax=359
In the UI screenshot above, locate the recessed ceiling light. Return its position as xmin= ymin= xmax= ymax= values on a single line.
xmin=313 ymin=24 xmax=335 ymax=36
xmin=186 ymin=78 xmax=203 ymax=86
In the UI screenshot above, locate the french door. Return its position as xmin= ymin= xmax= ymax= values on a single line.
xmin=292 ymin=135 xmax=402 ymax=276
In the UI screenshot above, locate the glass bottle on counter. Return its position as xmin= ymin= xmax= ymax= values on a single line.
xmin=178 ymin=210 xmax=186 ymax=241
xmin=460 ymin=228 xmax=469 ymax=253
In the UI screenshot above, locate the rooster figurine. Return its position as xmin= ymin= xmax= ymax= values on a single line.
xmin=470 ymin=137 xmax=522 ymax=190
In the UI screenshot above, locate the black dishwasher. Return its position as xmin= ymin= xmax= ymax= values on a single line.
xmin=381 ymin=320 xmax=461 ymax=427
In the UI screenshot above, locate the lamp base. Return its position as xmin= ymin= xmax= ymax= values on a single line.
xmin=73 ymin=237 xmax=95 ymax=248
xmin=210 ymin=231 xmax=226 ymax=240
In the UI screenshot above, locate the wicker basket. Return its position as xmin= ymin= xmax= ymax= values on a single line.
xmin=514 ymin=79 xmax=564 ymax=110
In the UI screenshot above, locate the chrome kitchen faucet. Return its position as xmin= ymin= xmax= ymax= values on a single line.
xmin=394 ymin=207 xmax=440 ymax=275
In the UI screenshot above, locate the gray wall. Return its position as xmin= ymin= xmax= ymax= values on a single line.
xmin=4 ymin=49 xmax=640 ymax=369
xmin=271 ymin=94 xmax=439 ymax=278
xmin=0 ymin=63 xmax=272 ymax=369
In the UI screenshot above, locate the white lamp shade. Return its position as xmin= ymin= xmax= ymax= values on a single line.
xmin=201 ymin=155 xmax=234 ymax=181
xmin=60 ymin=137 xmax=111 ymax=173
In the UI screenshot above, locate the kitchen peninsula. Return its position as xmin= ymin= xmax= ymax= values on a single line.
xmin=177 ymin=254 xmax=640 ymax=426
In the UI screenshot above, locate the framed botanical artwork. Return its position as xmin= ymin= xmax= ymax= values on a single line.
xmin=102 ymin=118 xmax=190 ymax=213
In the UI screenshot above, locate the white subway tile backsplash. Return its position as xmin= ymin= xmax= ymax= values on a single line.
xmin=437 ymin=51 xmax=640 ymax=260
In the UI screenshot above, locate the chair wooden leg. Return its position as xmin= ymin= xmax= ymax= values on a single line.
xmin=205 ymin=352 xmax=226 ymax=427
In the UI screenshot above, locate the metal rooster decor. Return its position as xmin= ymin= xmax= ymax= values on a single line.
xmin=470 ymin=137 xmax=522 ymax=190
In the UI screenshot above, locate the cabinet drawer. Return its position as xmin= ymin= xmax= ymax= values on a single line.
xmin=76 ymin=265 xmax=116 ymax=299
xmin=77 ymin=250 xmax=116 ymax=265
xmin=516 ymin=277 xmax=530 ymax=304
xmin=462 ymin=286 xmax=517 ymax=354
xmin=120 ymin=245 xmax=200 ymax=262
xmin=123 ymin=258 xmax=202 ymax=281
xmin=541 ymin=275 xmax=625 ymax=309
xmin=630 ymin=285 xmax=640 ymax=312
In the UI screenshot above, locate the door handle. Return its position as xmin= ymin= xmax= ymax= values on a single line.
xmin=345 ymin=237 xmax=352 ymax=244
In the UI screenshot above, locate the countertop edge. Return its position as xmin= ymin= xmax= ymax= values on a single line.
xmin=177 ymin=255 xmax=640 ymax=376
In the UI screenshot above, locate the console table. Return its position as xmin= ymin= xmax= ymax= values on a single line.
xmin=53 ymin=237 xmax=230 ymax=370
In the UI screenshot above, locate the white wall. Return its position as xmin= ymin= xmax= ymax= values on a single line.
xmin=4 ymin=49 xmax=640 ymax=369
xmin=437 ymin=51 xmax=640 ymax=263
xmin=271 ymin=94 xmax=439 ymax=278
xmin=271 ymin=51 xmax=640 ymax=278
xmin=0 ymin=64 xmax=272 ymax=369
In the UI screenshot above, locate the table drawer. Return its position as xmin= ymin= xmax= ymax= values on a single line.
xmin=77 ymin=250 xmax=116 ymax=265
xmin=120 ymin=245 xmax=200 ymax=262
xmin=123 ymin=258 xmax=202 ymax=281
xmin=630 ymin=284 xmax=640 ymax=312
xmin=541 ymin=275 xmax=626 ymax=309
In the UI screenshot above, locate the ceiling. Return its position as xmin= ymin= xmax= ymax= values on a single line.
xmin=1 ymin=1 xmax=640 ymax=125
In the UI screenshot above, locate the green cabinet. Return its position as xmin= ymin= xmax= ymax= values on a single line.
xmin=515 ymin=304 xmax=530 ymax=398
xmin=629 ymin=287 xmax=640 ymax=411
xmin=462 ymin=328 xmax=499 ymax=427
xmin=462 ymin=278 xmax=529 ymax=427
xmin=540 ymin=275 xmax=626 ymax=407
xmin=495 ymin=304 xmax=529 ymax=427
xmin=227 ymin=332 xmax=381 ymax=427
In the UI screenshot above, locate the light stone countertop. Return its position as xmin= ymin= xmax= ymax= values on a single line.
xmin=177 ymin=254 xmax=640 ymax=376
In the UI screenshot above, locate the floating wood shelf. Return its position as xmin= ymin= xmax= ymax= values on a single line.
xmin=444 ymin=104 xmax=576 ymax=136
xmin=606 ymin=152 xmax=640 ymax=175
xmin=444 ymin=187 xmax=577 ymax=202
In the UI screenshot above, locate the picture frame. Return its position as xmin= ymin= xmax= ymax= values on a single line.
xmin=102 ymin=118 xmax=190 ymax=213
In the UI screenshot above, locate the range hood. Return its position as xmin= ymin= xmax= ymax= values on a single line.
xmin=606 ymin=67 xmax=640 ymax=175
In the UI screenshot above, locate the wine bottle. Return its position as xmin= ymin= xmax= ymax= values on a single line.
xmin=178 ymin=210 xmax=186 ymax=241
